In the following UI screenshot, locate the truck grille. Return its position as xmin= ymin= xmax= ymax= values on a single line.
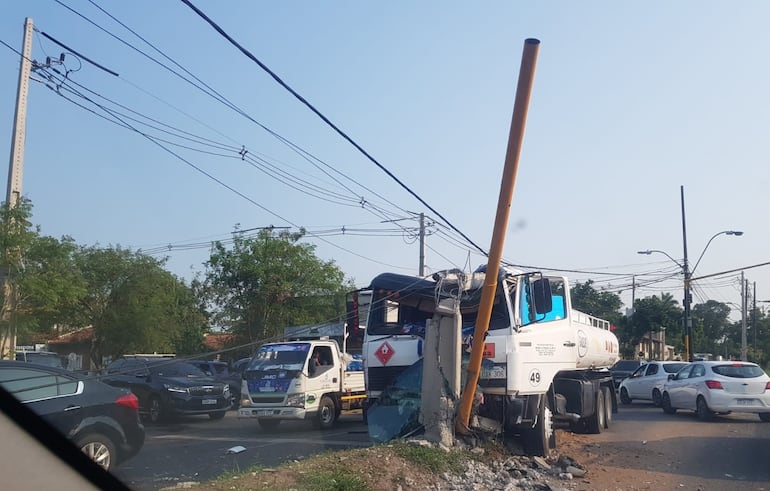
xmin=189 ymin=385 xmax=224 ymax=396
xmin=367 ymin=366 xmax=409 ymax=393
xmin=251 ymin=396 xmax=285 ymax=404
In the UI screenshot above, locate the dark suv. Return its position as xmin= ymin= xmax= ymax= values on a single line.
xmin=101 ymin=358 xmax=230 ymax=423
xmin=189 ymin=360 xmax=243 ymax=408
xmin=611 ymin=359 xmax=645 ymax=389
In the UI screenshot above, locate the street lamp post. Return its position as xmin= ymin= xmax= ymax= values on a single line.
xmin=638 ymin=213 xmax=742 ymax=363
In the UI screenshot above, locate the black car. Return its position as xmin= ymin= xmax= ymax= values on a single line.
xmin=15 ymin=350 xmax=67 ymax=369
xmin=0 ymin=360 xmax=145 ymax=471
xmin=101 ymin=358 xmax=230 ymax=423
xmin=610 ymin=359 xmax=645 ymax=388
xmin=188 ymin=360 xmax=242 ymax=408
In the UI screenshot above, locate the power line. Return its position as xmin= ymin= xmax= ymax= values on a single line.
xmin=180 ymin=0 xmax=488 ymax=257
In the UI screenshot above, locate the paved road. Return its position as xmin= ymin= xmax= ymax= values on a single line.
xmin=585 ymin=400 xmax=770 ymax=489
xmin=112 ymin=410 xmax=370 ymax=490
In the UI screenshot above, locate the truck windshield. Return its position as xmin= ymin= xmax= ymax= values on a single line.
xmin=248 ymin=343 xmax=310 ymax=371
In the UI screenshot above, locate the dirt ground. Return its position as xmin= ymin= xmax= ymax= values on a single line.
xmin=186 ymin=429 xmax=691 ymax=491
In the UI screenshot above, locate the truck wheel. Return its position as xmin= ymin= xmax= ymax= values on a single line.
xmin=257 ymin=419 xmax=281 ymax=432
xmin=619 ymin=387 xmax=632 ymax=405
xmin=586 ymin=389 xmax=605 ymax=434
xmin=523 ymin=394 xmax=555 ymax=457
xmin=602 ymin=386 xmax=612 ymax=429
xmin=315 ymin=396 xmax=337 ymax=430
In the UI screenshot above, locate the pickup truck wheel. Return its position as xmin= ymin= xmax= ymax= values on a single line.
xmin=315 ymin=396 xmax=337 ymax=430
xmin=523 ymin=394 xmax=555 ymax=457
xmin=619 ymin=387 xmax=632 ymax=405
xmin=257 ymin=419 xmax=281 ymax=432
xmin=586 ymin=389 xmax=605 ymax=434
xmin=602 ymin=387 xmax=612 ymax=429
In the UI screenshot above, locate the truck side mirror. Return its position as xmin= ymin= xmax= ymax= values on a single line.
xmin=532 ymin=278 xmax=553 ymax=315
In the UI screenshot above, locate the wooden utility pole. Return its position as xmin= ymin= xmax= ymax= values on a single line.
xmin=1 ymin=18 xmax=33 ymax=359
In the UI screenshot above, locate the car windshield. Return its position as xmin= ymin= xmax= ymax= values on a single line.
xmin=247 ymin=344 xmax=310 ymax=371
xmin=150 ymin=362 xmax=207 ymax=378
xmin=663 ymin=363 xmax=688 ymax=374
xmin=711 ymin=364 xmax=765 ymax=378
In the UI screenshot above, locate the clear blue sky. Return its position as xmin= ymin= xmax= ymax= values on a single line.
xmin=1 ymin=1 xmax=767 ymax=320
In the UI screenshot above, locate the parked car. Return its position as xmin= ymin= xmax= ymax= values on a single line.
xmin=619 ymin=360 xmax=689 ymax=405
xmin=0 ymin=360 xmax=145 ymax=471
xmin=661 ymin=361 xmax=770 ymax=421
xmin=15 ymin=350 xmax=66 ymax=369
xmin=610 ymin=359 xmax=645 ymax=389
xmin=188 ymin=359 xmax=241 ymax=407
xmin=101 ymin=358 xmax=230 ymax=423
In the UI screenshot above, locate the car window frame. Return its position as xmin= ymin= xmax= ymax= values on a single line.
xmin=0 ymin=366 xmax=85 ymax=403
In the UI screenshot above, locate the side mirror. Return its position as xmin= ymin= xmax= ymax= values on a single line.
xmin=532 ymin=278 xmax=553 ymax=315
xmin=667 ymin=374 xmax=675 ymax=381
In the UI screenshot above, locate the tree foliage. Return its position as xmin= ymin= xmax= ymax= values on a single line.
xmin=569 ymin=280 xmax=623 ymax=324
xmin=205 ymin=229 xmax=349 ymax=345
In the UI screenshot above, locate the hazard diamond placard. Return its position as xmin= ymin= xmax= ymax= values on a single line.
xmin=374 ymin=341 xmax=395 ymax=365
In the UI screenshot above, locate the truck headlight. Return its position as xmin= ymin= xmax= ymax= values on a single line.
xmin=286 ymin=393 xmax=305 ymax=408
xmin=163 ymin=384 xmax=189 ymax=394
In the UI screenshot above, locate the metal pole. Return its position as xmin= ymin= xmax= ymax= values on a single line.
xmin=681 ymin=185 xmax=692 ymax=362
xmin=456 ymin=38 xmax=540 ymax=434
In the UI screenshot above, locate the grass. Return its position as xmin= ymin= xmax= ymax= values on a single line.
xmin=299 ymin=468 xmax=370 ymax=491
xmin=390 ymin=442 xmax=465 ymax=474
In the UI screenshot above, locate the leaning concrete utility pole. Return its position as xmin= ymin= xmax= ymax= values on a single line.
xmin=1 ymin=18 xmax=33 ymax=359
xmin=456 ymin=38 xmax=540 ymax=434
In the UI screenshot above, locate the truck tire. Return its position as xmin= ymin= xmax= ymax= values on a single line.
xmin=586 ymin=389 xmax=605 ymax=434
xmin=602 ymin=386 xmax=612 ymax=429
xmin=315 ymin=395 xmax=338 ymax=430
xmin=257 ymin=419 xmax=281 ymax=432
xmin=523 ymin=394 xmax=555 ymax=457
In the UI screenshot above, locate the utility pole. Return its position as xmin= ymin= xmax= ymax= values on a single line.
xmin=752 ymin=281 xmax=757 ymax=356
xmin=418 ymin=213 xmax=425 ymax=276
xmin=1 ymin=18 xmax=33 ymax=360
xmin=741 ymin=271 xmax=747 ymax=361
xmin=681 ymin=185 xmax=693 ymax=362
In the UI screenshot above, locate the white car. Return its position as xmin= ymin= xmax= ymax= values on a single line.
xmin=619 ymin=361 xmax=689 ymax=406
xmin=661 ymin=361 xmax=770 ymax=421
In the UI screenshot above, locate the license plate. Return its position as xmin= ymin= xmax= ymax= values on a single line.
xmin=736 ymin=399 xmax=755 ymax=406
xmin=202 ymin=399 xmax=218 ymax=405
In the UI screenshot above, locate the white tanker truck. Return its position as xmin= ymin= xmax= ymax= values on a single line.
xmin=359 ymin=266 xmax=619 ymax=456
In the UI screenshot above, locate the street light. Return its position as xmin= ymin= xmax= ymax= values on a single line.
xmin=638 ymin=229 xmax=743 ymax=362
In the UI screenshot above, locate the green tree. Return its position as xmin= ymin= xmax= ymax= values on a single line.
xmin=73 ymin=247 xmax=206 ymax=366
xmin=205 ymin=229 xmax=349 ymax=344
xmin=627 ymin=293 xmax=683 ymax=358
xmin=570 ymin=280 xmax=624 ymax=324
xmin=0 ymin=200 xmax=86 ymax=356
xmin=691 ymin=300 xmax=731 ymax=355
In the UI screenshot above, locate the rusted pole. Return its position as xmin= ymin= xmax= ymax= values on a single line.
xmin=456 ymin=38 xmax=540 ymax=434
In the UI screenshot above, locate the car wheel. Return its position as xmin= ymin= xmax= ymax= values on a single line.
xmin=696 ymin=396 xmax=713 ymax=421
xmin=209 ymin=411 xmax=227 ymax=420
xmin=148 ymin=395 xmax=164 ymax=424
xmin=619 ymin=387 xmax=632 ymax=405
xmin=315 ymin=395 xmax=337 ymax=430
xmin=759 ymin=412 xmax=770 ymax=422
xmin=76 ymin=433 xmax=116 ymax=471
xmin=661 ymin=392 xmax=677 ymax=414
xmin=602 ymin=386 xmax=612 ymax=429
xmin=652 ymin=389 xmax=662 ymax=407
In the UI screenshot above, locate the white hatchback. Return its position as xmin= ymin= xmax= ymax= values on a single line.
xmin=619 ymin=361 xmax=689 ymax=406
xmin=661 ymin=361 xmax=770 ymax=421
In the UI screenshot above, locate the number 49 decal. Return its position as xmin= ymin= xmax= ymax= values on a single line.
xmin=528 ymin=368 xmax=541 ymax=386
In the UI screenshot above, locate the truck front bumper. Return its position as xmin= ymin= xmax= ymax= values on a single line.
xmin=238 ymin=406 xmax=314 ymax=420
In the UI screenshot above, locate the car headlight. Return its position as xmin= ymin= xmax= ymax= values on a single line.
xmin=163 ymin=384 xmax=189 ymax=394
xmin=286 ymin=393 xmax=305 ymax=408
